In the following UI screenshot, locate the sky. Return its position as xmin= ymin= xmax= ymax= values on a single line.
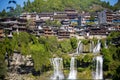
xmin=0 ymin=0 xmax=34 ymax=12
xmin=101 ymin=0 xmax=118 ymax=5
xmin=0 ymin=0 xmax=118 ymax=12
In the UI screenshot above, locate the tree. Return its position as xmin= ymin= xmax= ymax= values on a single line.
xmin=14 ymin=5 xmax=23 ymax=17
xmin=30 ymin=44 xmax=50 ymax=71
xmin=113 ymin=0 xmax=120 ymax=11
xmin=59 ymin=39 xmax=72 ymax=53
xmin=70 ymin=37 xmax=77 ymax=49
xmin=26 ymin=19 xmax=35 ymax=29
xmin=0 ymin=54 xmax=7 ymax=80
xmin=113 ymin=66 xmax=120 ymax=80
xmin=44 ymin=36 xmax=59 ymax=53
xmin=0 ymin=9 xmax=7 ymax=18
xmin=45 ymin=20 xmax=62 ymax=27
xmin=89 ymin=15 xmax=95 ymax=22
xmin=52 ymin=20 xmax=62 ymax=27
xmin=0 ymin=42 xmax=7 ymax=79
xmin=23 ymin=0 xmax=104 ymax=12
xmin=101 ymin=32 xmax=120 ymax=78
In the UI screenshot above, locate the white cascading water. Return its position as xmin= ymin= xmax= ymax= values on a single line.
xmin=76 ymin=41 xmax=83 ymax=54
xmin=68 ymin=57 xmax=77 ymax=79
xmin=93 ymin=56 xmax=103 ymax=80
xmin=51 ymin=58 xmax=64 ymax=80
xmin=93 ymin=40 xmax=101 ymax=54
xmin=90 ymin=41 xmax=94 ymax=53
xmin=105 ymin=41 xmax=108 ymax=49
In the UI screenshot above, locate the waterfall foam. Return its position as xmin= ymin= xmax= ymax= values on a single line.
xmin=93 ymin=40 xmax=101 ymax=54
xmin=90 ymin=41 xmax=94 ymax=53
xmin=51 ymin=58 xmax=64 ymax=80
xmin=76 ymin=41 xmax=83 ymax=54
xmin=105 ymin=41 xmax=108 ymax=49
xmin=93 ymin=56 xmax=103 ymax=80
xmin=68 ymin=57 xmax=77 ymax=79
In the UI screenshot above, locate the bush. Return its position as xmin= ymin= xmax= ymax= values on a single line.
xmin=70 ymin=37 xmax=77 ymax=49
xmin=77 ymin=67 xmax=85 ymax=72
xmin=82 ymin=39 xmax=90 ymax=45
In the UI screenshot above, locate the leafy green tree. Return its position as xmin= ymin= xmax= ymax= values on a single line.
xmin=14 ymin=5 xmax=23 ymax=17
xmin=0 ymin=54 xmax=7 ymax=80
xmin=113 ymin=0 xmax=120 ymax=11
xmin=12 ymin=32 xmax=31 ymax=55
xmin=45 ymin=20 xmax=62 ymax=27
xmin=0 ymin=9 xmax=7 ymax=18
xmin=70 ymin=37 xmax=77 ymax=49
xmin=113 ymin=66 xmax=120 ymax=80
xmin=44 ymin=36 xmax=58 ymax=53
xmin=30 ymin=44 xmax=50 ymax=71
xmin=59 ymin=39 xmax=72 ymax=53
xmin=23 ymin=0 xmax=105 ymax=12
xmin=0 ymin=42 xmax=7 ymax=79
xmin=82 ymin=39 xmax=89 ymax=45
xmin=101 ymin=32 xmax=120 ymax=78
xmin=52 ymin=20 xmax=62 ymax=27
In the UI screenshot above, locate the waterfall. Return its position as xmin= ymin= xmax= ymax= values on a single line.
xmin=93 ymin=56 xmax=103 ymax=80
xmin=51 ymin=58 xmax=64 ymax=80
xmin=93 ymin=40 xmax=101 ymax=54
xmin=90 ymin=41 xmax=94 ymax=53
xmin=76 ymin=41 xmax=81 ymax=54
xmin=105 ymin=41 xmax=108 ymax=49
xmin=68 ymin=57 xmax=77 ymax=79
xmin=76 ymin=41 xmax=83 ymax=54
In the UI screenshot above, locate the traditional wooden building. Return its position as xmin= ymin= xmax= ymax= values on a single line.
xmin=0 ymin=27 xmax=4 ymax=39
xmin=88 ymin=27 xmax=109 ymax=35
xmin=20 ymin=13 xmax=37 ymax=21
xmin=106 ymin=10 xmax=113 ymax=23
xmin=113 ymin=12 xmax=120 ymax=23
xmin=43 ymin=27 xmax=56 ymax=36
xmin=65 ymin=9 xmax=78 ymax=19
xmin=0 ymin=17 xmax=27 ymax=37
xmin=53 ymin=12 xmax=68 ymax=21
xmin=58 ymin=29 xmax=70 ymax=39
xmin=98 ymin=10 xmax=113 ymax=24
xmin=38 ymin=12 xmax=54 ymax=21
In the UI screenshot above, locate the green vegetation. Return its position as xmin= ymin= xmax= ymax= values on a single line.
xmin=113 ymin=0 xmax=120 ymax=11
xmin=0 ymin=4 xmax=23 ymax=18
xmin=0 ymin=39 xmax=10 ymax=79
xmin=0 ymin=32 xmax=77 ymax=73
xmin=1 ymin=0 xmax=120 ymax=18
xmin=0 ymin=30 xmax=120 ymax=79
xmin=0 ymin=50 xmax=7 ymax=80
xmin=59 ymin=39 xmax=72 ymax=53
xmin=22 ymin=0 xmax=120 ymax=13
xmin=82 ymin=39 xmax=90 ymax=45
xmin=101 ymin=32 xmax=120 ymax=79
xmin=77 ymin=67 xmax=92 ymax=79
xmin=0 ymin=0 xmax=120 ymax=18
xmin=0 ymin=9 xmax=7 ymax=18
xmin=45 ymin=20 xmax=62 ymax=28
xmin=77 ymin=54 xmax=94 ymax=64
xmin=23 ymin=0 xmax=103 ymax=12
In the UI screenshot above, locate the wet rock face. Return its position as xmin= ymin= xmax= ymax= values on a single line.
xmin=10 ymin=53 xmax=33 ymax=67
xmin=7 ymin=52 xmax=34 ymax=74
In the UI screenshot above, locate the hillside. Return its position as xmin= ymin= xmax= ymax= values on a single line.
xmin=0 ymin=0 xmax=114 ymax=18
xmin=114 ymin=0 xmax=120 ymax=10
xmin=23 ymin=0 xmax=104 ymax=12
